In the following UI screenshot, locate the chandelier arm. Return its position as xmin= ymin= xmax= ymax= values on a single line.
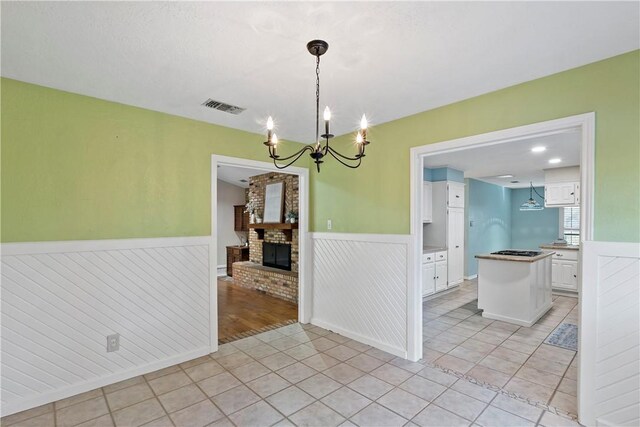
xmin=268 ymin=145 xmax=314 ymax=162
xmin=271 ymin=146 xmax=314 ymax=169
xmin=327 ymin=148 xmax=362 ymax=169
xmin=327 ymin=145 xmax=363 ymax=161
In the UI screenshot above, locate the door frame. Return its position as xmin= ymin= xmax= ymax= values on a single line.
xmin=210 ymin=155 xmax=311 ymax=353
xmin=407 ymin=112 xmax=595 ymax=362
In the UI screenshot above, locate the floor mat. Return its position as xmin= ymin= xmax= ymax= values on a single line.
xmin=544 ymin=322 xmax=578 ymax=351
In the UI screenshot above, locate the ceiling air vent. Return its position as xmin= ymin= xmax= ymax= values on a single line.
xmin=202 ymin=98 xmax=245 ymax=115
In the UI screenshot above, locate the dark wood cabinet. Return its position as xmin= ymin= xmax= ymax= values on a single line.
xmin=226 ymin=245 xmax=249 ymax=277
xmin=234 ymin=205 xmax=250 ymax=232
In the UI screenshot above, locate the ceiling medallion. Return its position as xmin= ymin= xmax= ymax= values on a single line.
xmin=263 ymin=40 xmax=370 ymax=173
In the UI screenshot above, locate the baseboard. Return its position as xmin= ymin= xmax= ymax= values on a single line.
xmin=464 ymin=274 xmax=477 ymax=280
xmin=1 ymin=347 xmax=210 ymax=417
xmin=217 ymin=265 xmax=227 ymax=277
xmin=481 ymin=301 xmax=552 ymax=328
xmin=311 ymin=318 xmax=406 ymax=359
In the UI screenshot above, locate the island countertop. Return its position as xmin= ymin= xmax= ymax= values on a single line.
xmin=475 ymin=251 xmax=555 ymax=263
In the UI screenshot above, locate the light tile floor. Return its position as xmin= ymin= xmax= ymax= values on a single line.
xmin=423 ymin=280 xmax=579 ymax=419
xmin=2 ymin=315 xmax=582 ymax=427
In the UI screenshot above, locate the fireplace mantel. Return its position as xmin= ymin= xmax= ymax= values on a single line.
xmin=249 ymin=223 xmax=298 ymax=241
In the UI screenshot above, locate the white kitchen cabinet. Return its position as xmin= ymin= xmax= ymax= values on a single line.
xmin=545 ymin=182 xmax=579 ymax=207
xmin=435 ymin=262 xmax=448 ymax=292
xmin=422 ymin=262 xmax=435 ymax=296
xmin=447 ymin=208 xmax=465 ymax=286
xmin=423 ymin=182 xmax=433 ymax=223
xmin=549 ymin=249 xmax=579 ymax=292
xmin=447 ymin=182 xmax=465 ymax=208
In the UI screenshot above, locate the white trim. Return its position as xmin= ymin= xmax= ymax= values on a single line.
xmin=216 ymin=265 xmax=227 ymax=277
xmin=211 ymin=155 xmax=310 ymax=354
xmin=464 ymin=274 xmax=477 ymax=280
xmin=409 ymin=112 xmax=596 ymax=363
xmin=1 ymin=346 xmax=209 ymax=417
xmin=1 ymin=236 xmax=210 ymax=256
xmin=310 ymin=232 xmax=411 ymax=245
xmin=579 ymin=240 xmax=640 ymax=426
xmin=310 ymin=318 xmax=406 ymax=359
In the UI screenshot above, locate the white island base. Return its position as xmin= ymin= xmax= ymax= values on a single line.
xmin=476 ymin=253 xmax=553 ymax=327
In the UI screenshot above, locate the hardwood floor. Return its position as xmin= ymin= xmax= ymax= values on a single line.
xmin=217 ymin=277 xmax=298 ymax=342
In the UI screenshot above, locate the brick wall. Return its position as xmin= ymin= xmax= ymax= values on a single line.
xmin=248 ymin=172 xmax=299 ymax=273
xmin=233 ymin=262 xmax=298 ymax=303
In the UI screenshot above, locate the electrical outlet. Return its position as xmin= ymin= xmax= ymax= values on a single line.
xmin=107 ymin=333 xmax=120 ymax=352
xmin=327 ymin=219 xmax=332 ymax=230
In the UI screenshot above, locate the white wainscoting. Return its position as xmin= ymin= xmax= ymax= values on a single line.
xmin=310 ymin=233 xmax=410 ymax=358
xmin=1 ymin=236 xmax=211 ymax=416
xmin=579 ymin=241 xmax=640 ymax=427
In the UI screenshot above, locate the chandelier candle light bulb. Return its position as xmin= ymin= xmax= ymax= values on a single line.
xmin=261 ymin=39 xmax=371 ymax=172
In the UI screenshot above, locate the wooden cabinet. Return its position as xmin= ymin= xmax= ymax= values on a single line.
xmin=234 ymin=205 xmax=250 ymax=232
xmin=545 ymin=182 xmax=579 ymax=207
xmin=423 ymin=182 xmax=433 ymax=223
xmin=447 ymin=208 xmax=465 ymax=286
xmin=226 ymin=245 xmax=249 ymax=277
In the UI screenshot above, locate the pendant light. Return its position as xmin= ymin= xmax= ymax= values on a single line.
xmin=520 ymin=181 xmax=545 ymax=211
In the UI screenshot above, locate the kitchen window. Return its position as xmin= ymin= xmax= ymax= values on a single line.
xmin=561 ymin=206 xmax=580 ymax=245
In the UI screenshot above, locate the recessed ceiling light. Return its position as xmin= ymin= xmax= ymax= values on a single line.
xmin=549 ymin=158 xmax=562 ymax=164
xmin=531 ymin=146 xmax=546 ymax=153
xmin=497 ymin=174 xmax=514 ymax=178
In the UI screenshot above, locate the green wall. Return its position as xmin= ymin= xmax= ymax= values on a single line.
xmin=1 ymin=78 xmax=305 ymax=242
xmin=3 ymin=51 xmax=639 ymax=243
xmin=310 ymin=50 xmax=640 ymax=242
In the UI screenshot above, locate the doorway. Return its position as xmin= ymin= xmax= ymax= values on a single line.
xmin=407 ymin=113 xmax=595 ymax=421
xmin=210 ymin=155 xmax=311 ymax=352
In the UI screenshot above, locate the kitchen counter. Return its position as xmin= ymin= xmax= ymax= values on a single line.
xmin=539 ymin=244 xmax=579 ymax=251
xmin=475 ymin=251 xmax=555 ymax=263
xmin=423 ymin=246 xmax=446 ymax=254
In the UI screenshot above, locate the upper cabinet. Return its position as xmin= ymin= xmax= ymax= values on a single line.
xmin=545 ymin=182 xmax=580 ymax=207
xmin=234 ymin=205 xmax=250 ymax=232
xmin=423 ymin=182 xmax=433 ymax=223
xmin=544 ymin=166 xmax=580 ymax=208
xmin=447 ymin=182 xmax=465 ymax=208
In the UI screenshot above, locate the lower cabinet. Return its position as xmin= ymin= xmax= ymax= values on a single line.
xmin=549 ymin=249 xmax=579 ymax=292
xmin=226 ymin=245 xmax=249 ymax=277
xmin=422 ymin=251 xmax=449 ymax=297
xmin=552 ymin=260 xmax=578 ymax=291
xmin=435 ymin=262 xmax=448 ymax=292
xmin=422 ymin=262 xmax=435 ymax=296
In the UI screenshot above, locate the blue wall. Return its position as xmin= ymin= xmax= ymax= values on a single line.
xmin=464 ymin=181 xmax=560 ymax=276
xmin=511 ymin=187 xmax=560 ymax=249
xmin=424 ymin=167 xmax=464 ymax=183
xmin=465 ymin=179 xmax=512 ymax=277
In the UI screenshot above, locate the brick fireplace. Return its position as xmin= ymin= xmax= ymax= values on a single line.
xmin=231 ymin=172 xmax=299 ymax=303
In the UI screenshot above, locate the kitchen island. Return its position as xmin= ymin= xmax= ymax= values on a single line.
xmin=475 ymin=250 xmax=554 ymax=327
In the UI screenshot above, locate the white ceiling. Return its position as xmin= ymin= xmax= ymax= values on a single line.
xmin=2 ymin=2 xmax=638 ymax=144
xmin=423 ymin=130 xmax=581 ymax=188
xmin=217 ymin=165 xmax=259 ymax=189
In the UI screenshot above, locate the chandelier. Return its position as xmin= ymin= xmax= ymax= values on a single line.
xmin=263 ymin=40 xmax=370 ymax=173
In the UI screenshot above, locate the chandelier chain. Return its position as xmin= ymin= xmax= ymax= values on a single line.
xmin=315 ymin=53 xmax=320 ymax=147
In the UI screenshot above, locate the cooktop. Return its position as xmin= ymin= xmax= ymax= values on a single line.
xmin=490 ymin=250 xmax=543 ymax=257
